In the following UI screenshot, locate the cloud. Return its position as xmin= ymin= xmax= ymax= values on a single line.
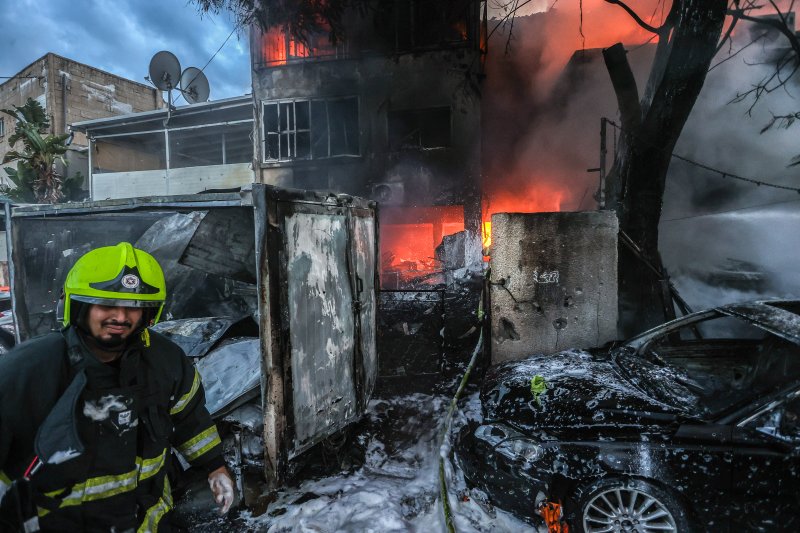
xmin=0 ymin=0 xmax=250 ymax=100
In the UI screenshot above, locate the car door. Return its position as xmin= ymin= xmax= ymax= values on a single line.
xmin=730 ymin=392 xmax=800 ymax=531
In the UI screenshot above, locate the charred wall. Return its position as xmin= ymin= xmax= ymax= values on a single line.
xmin=489 ymin=211 xmax=618 ymax=363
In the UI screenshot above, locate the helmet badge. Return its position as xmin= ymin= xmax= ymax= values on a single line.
xmin=121 ymin=274 xmax=141 ymax=290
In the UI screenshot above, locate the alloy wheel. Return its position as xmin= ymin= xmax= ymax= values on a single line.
xmin=582 ymin=487 xmax=678 ymax=532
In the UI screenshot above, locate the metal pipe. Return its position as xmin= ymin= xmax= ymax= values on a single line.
xmin=91 ymin=120 xmax=252 ymax=140
xmin=4 ymin=201 xmax=20 ymax=344
xmin=88 ymin=137 xmax=94 ymax=199
xmin=599 ymin=117 xmax=607 ymax=209
xmin=61 ymin=73 xmax=68 ymax=134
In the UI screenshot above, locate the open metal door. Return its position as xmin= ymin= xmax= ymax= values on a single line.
xmin=253 ymin=185 xmax=377 ymax=485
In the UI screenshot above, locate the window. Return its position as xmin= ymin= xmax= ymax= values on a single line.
xmin=256 ymin=25 xmax=347 ymax=67
xmin=639 ymin=315 xmax=800 ymax=416
xmin=748 ymin=393 xmax=800 ymax=442
xmin=389 ymin=0 xmax=472 ymax=51
xmin=93 ymin=132 xmax=167 ymax=173
xmin=388 ymin=107 xmax=450 ymax=150
xmin=263 ymin=98 xmax=359 ymax=162
xmin=169 ymin=123 xmax=252 ymax=168
xmin=0 ymin=119 xmax=5 ymax=138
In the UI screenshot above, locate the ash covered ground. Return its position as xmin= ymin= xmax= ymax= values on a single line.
xmin=186 ymin=392 xmax=538 ymax=532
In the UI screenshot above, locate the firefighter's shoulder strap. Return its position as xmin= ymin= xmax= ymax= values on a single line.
xmin=32 ymin=330 xmax=88 ymax=464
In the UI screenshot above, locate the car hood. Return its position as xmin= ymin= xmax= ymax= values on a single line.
xmin=482 ymin=349 xmax=690 ymax=437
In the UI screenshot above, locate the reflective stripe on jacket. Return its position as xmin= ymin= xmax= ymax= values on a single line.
xmin=0 ymin=327 xmax=224 ymax=532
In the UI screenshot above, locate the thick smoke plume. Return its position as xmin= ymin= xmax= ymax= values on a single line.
xmin=483 ymin=2 xmax=800 ymax=310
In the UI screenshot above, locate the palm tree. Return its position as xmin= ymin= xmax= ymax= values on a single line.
xmin=1 ymin=98 xmax=69 ymax=203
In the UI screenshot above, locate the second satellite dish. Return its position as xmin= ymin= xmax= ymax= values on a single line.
xmin=149 ymin=51 xmax=181 ymax=91
xmin=179 ymin=67 xmax=210 ymax=104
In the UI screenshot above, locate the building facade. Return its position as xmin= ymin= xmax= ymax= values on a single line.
xmin=0 ymin=53 xmax=164 ymax=188
xmin=249 ymin=1 xmax=487 ymax=288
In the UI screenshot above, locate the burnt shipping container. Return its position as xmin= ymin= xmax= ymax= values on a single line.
xmin=2 ymin=184 xmax=378 ymax=490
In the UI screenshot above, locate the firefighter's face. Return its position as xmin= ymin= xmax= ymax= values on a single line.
xmin=87 ymin=304 xmax=143 ymax=343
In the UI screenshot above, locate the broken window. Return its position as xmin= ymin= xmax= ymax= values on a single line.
xmin=379 ymin=205 xmax=464 ymax=289
xmin=263 ymin=98 xmax=359 ymax=162
xmin=388 ymin=107 xmax=451 ymax=150
xmin=389 ymin=0 xmax=473 ymax=51
xmin=255 ymin=24 xmax=347 ymax=67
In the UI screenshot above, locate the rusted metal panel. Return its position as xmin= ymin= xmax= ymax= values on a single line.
xmin=285 ymin=212 xmax=358 ymax=454
xmin=353 ymin=215 xmax=378 ymax=405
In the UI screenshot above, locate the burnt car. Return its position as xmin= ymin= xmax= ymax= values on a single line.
xmin=456 ymin=300 xmax=800 ymax=532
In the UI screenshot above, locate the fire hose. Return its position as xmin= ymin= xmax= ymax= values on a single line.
xmin=435 ymin=285 xmax=569 ymax=533
xmin=437 ymin=292 xmax=484 ymax=533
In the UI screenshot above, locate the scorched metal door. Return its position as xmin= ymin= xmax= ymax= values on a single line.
xmin=283 ymin=209 xmax=359 ymax=457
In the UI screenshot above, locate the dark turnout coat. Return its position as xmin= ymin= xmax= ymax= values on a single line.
xmin=0 ymin=327 xmax=224 ymax=532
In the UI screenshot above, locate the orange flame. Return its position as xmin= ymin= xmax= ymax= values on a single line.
xmin=481 ymin=186 xmax=565 ymax=255
xmin=261 ymin=27 xmax=287 ymax=65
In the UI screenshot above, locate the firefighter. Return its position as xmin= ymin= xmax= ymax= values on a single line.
xmin=0 ymin=242 xmax=233 ymax=532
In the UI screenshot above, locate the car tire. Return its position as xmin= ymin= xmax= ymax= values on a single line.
xmin=567 ymin=477 xmax=691 ymax=533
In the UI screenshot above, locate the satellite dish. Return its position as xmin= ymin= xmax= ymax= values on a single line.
xmin=179 ymin=67 xmax=210 ymax=104
xmin=149 ymin=51 xmax=181 ymax=91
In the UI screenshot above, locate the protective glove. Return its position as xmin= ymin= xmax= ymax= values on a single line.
xmin=207 ymin=466 xmax=234 ymax=515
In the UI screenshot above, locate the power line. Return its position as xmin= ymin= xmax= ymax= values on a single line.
xmin=605 ymin=118 xmax=800 ymax=194
xmin=0 ymin=76 xmax=40 ymax=80
xmin=181 ymin=23 xmax=239 ymax=104
xmin=661 ymin=198 xmax=800 ymax=222
xmin=198 ymin=24 xmax=239 ymax=74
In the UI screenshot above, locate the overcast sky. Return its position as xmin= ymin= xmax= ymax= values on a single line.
xmin=0 ymin=0 xmax=251 ymax=102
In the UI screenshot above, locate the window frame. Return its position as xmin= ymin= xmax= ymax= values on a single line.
xmin=261 ymin=97 xmax=360 ymax=163
xmin=387 ymin=106 xmax=452 ymax=151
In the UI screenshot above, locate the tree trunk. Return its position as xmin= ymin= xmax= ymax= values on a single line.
xmin=604 ymin=0 xmax=727 ymax=335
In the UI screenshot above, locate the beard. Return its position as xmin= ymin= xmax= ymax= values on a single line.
xmin=94 ymin=320 xmax=135 ymax=349
xmin=95 ymin=333 xmax=126 ymax=348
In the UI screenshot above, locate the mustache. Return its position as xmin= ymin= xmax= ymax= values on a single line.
xmin=102 ymin=320 xmax=133 ymax=328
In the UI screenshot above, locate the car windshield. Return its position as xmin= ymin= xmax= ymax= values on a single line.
xmin=612 ymin=349 xmax=706 ymax=416
xmin=615 ymin=314 xmax=800 ymax=419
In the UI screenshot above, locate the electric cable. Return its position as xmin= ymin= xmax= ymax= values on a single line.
xmin=604 ymin=118 xmax=800 ymax=194
xmin=661 ymin=198 xmax=800 ymax=222
xmin=181 ymin=21 xmax=240 ymax=103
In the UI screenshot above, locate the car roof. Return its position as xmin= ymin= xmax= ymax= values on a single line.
xmin=719 ymin=300 xmax=800 ymax=346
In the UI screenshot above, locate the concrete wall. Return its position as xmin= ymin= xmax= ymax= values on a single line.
xmin=92 ymin=163 xmax=253 ymax=199
xmin=0 ymin=53 xmax=163 ymax=186
xmin=489 ymin=211 xmax=619 ymax=364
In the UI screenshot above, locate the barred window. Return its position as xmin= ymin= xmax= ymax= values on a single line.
xmin=263 ymin=97 xmax=359 ymax=162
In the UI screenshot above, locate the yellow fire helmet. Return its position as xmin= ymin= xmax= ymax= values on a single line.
xmin=63 ymin=242 xmax=167 ymax=327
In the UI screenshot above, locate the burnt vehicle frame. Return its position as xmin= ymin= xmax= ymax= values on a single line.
xmin=457 ymin=300 xmax=800 ymax=532
xmin=2 ymin=185 xmax=378 ymax=498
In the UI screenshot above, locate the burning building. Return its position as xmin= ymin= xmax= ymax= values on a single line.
xmin=245 ymin=4 xmax=637 ymax=381
xmin=249 ymin=1 xmax=486 ymax=290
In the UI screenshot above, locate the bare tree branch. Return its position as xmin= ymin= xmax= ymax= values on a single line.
xmin=604 ymin=0 xmax=664 ymax=34
xmin=734 ymin=8 xmax=800 ymax=58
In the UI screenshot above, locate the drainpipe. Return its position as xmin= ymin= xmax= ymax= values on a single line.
xmin=88 ymin=136 xmax=94 ymax=199
xmin=599 ymin=117 xmax=607 ymax=210
xmin=4 ymin=200 xmax=19 ymax=344
xmin=61 ymin=73 xmax=68 ymax=134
